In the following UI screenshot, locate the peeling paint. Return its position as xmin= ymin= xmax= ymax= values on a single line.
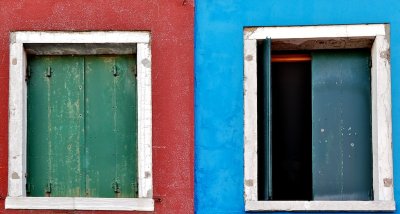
xmin=380 ymin=49 xmax=390 ymax=63
xmin=244 ymin=27 xmax=257 ymax=39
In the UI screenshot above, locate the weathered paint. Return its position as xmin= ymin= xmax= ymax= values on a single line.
xmin=0 ymin=0 xmax=194 ymax=213
xmin=28 ymin=56 xmax=86 ymax=197
xmin=28 ymin=55 xmax=138 ymax=198
xmin=311 ymin=50 xmax=372 ymax=200
xmin=195 ymin=0 xmax=400 ymax=213
xmin=243 ymin=25 xmax=393 ymax=211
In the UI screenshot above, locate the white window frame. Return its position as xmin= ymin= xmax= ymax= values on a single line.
xmin=243 ymin=24 xmax=394 ymax=212
xmin=6 ymin=31 xmax=153 ymax=211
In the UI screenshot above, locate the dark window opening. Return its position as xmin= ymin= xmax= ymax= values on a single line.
xmin=270 ymin=61 xmax=312 ymax=200
xmin=257 ymin=39 xmax=373 ymax=201
xmin=257 ymin=44 xmax=312 ymax=200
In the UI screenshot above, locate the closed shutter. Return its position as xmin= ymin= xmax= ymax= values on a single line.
xmin=27 ymin=55 xmax=138 ymax=198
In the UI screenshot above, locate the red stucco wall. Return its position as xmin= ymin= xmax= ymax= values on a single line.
xmin=0 ymin=1 xmax=194 ymax=213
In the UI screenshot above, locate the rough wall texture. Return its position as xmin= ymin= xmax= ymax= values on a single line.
xmin=195 ymin=0 xmax=400 ymax=213
xmin=0 ymin=0 xmax=194 ymax=213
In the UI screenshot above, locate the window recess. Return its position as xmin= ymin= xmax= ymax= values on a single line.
xmin=7 ymin=31 xmax=153 ymax=211
xmin=244 ymin=24 xmax=394 ymax=212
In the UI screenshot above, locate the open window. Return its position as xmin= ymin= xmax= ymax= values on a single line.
xmin=7 ymin=31 xmax=153 ymax=211
xmin=244 ymin=24 xmax=394 ymax=211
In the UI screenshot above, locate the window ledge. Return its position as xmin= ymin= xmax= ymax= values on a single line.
xmin=5 ymin=196 xmax=154 ymax=211
xmin=246 ymin=201 xmax=395 ymax=212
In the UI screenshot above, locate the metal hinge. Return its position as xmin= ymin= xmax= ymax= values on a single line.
xmin=45 ymin=182 xmax=52 ymax=196
xmin=112 ymin=181 xmax=121 ymax=193
xmin=113 ymin=66 xmax=119 ymax=77
xmin=369 ymin=188 xmax=374 ymax=200
xmin=132 ymin=181 xmax=138 ymax=196
xmin=26 ymin=182 xmax=31 ymax=194
xmin=46 ymin=66 xmax=52 ymax=78
xmin=25 ymin=66 xmax=31 ymax=82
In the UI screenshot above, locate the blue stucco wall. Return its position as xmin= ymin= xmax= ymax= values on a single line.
xmin=194 ymin=1 xmax=400 ymax=213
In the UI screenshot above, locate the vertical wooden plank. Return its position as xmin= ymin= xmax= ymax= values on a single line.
xmin=28 ymin=56 xmax=84 ymax=197
xmin=263 ymin=38 xmax=272 ymax=200
xmin=27 ymin=56 xmax=50 ymax=197
xmin=312 ymin=50 xmax=372 ymax=200
xmin=85 ymin=55 xmax=137 ymax=198
xmin=85 ymin=56 xmax=116 ymax=197
xmin=114 ymin=55 xmax=138 ymax=198
xmin=257 ymin=38 xmax=272 ymax=200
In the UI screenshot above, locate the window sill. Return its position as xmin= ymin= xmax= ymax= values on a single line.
xmin=245 ymin=201 xmax=395 ymax=212
xmin=5 ymin=196 xmax=154 ymax=211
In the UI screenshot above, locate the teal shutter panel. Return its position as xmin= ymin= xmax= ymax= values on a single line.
xmin=28 ymin=56 xmax=85 ymax=197
xmin=27 ymin=55 xmax=137 ymax=198
xmin=260 ymin=38 xmax=272 ymax=200
xmin=311 ymin=50 xmax=372 ymax=200
xmin=85 ymin=55 xmax=138 ymax=197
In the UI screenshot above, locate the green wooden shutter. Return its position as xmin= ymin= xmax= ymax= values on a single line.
xmin=28 ymin=56 xmax=85 ymax=197
xmin=85 ymin=55 xmax=138 ymax=197
xmin=260 ymin=38 xmax=272 ymax=200
xmin=27 ymin=55 xmax=137 ymax=198
xmin=311 ymin=50 xmax=372 ymax=200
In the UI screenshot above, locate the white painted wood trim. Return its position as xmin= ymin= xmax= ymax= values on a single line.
xmin=12 ymin=31 xmax=150 ymax=44
xmin=246 ymin=201 xmax=395 ymax=212
xmin=137 ymin=42 xmax=153 ymax=198
xmin=243 ymin=39 xmax=258 ymax=202
xmin=7 ymin=31 xmax=153 ymax=211
xmin=8 ymin=43 xmax=27 ymax=197
xmin=244 ymin=24 xmax=386 ymax=40
xmin=5 ymin=197 xmax=154 ymax=211
xmin=371 ymin=35 xmax=393 ymax=201
xmin=243 ymin=24 xmax=394 ymax=211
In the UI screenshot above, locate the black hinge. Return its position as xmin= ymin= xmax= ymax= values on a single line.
xmin=369 ymin=188 xmax=374 ymax=200
xmin=46 ymin=66 xmax=52 ymax=78
xmin=45 ymin=182 xmax=52 ymax=195
xmin=26 ymin=182 xmax=31 ymax=194
xmin=112 ymin=181 xmax=121 ymax=193
xmin=25 ymin=66 xmax=31 ymax=82
xmin=113 ymin=66 xmax=119 ymax=77
xmin=368 ymin=57 xmax=372 ymax=68
xmin=132 ymin=181 xmax=138 ymax=196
